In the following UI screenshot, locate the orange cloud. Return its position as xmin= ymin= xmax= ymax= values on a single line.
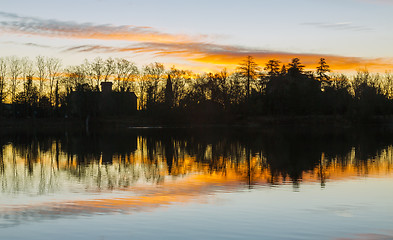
xmin=122 ymin=43 xmax=393 ymax=72
xmin=64 ymin=42 xmax=393 ymax=72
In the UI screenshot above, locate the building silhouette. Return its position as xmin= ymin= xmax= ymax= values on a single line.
xmin=69 ymin=81 xmax=137 ymax=117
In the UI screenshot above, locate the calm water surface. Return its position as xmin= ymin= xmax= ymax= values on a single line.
xmin=0 ymin=127 xmax=392 ymax=240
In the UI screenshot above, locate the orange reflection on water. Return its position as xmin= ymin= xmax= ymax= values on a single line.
xmin=2 ymin=141 xmax=393 ymax=193
xmin=0 ymin=153 xmax=392 ymax=227
xmin=2 ymin=158 xmax=392 ymax=221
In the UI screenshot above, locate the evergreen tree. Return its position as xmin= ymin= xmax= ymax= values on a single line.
xmin=316 ymin=58 xmax=331 ymax=81
xmin=288 ymin=58 xmax=305 ymax=76
xmin=237 ymin=56 xmax=261 ymax=98
xmin=165 ymin=74 xmax=174 ymax=108
xmin=265 ymin=59 xmax=281 ymax=76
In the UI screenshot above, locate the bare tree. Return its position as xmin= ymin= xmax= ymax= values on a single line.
xmin=103 ymin=58 xmax=115 ymax=83
xmin=21 ymin=57 xmax=34 ymax=94
xmin=91 ymin=57 xmax=104 ymax=90
xmin=168 ymin=67 xmax=191 ymax=107
xmin=81 ymin=59 xmax=94 ymax=88
xmin=36 ymin=56 xmax=46 ymax=95
xmin=0 ymin=57 xmax=7 ymax=104
xmin=63 ymin=64 xmax=88 ymax=93
xmin=383 ymin=71 xmax=393 ymax=99
xmin=114 ymin=58 xmax=138 ymax=92
xmin=227 ymin=72 xmax=245 ymax=104
xmin=46 ymin=57 xmax=61 ymax=107
xmin=21 ymin=75 xmax=38 ymax=107
xmin=9 ymin=56 xmax=22 ymax=103
xmin=142 ymin=63 xmax=165 ymax=109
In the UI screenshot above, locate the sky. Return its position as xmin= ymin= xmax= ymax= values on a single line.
xmin=0 ymin=0 xmax=393 ymax=72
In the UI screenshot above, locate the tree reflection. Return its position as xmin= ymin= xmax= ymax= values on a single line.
xmin=0 ymin=127 xmax=393 ymax=194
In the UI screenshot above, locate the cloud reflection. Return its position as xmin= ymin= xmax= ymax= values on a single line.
xmin=1 ymin=129 xmax=393 ymax=228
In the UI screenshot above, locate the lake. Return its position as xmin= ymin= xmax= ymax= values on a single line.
xmin=0 ymin=127 xmax=392 ymax=240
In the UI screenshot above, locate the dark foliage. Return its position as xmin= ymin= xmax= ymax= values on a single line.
xmin=1 ymin=56 xmax=393 ymax=123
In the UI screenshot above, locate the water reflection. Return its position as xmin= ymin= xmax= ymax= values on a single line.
xmin=0 ymin=127 xmax=393 ymax=229
xmin=2 ymin=128 xmax=392 ymax=191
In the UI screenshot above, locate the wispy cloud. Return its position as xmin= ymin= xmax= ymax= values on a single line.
xmin=64 ymin=44 xmax=115 ymax=53
xmin=2 ymin=41 xmax=53 ymax=49
xmin=0 ymin=11 xmax=392 ymax=72
xmin=0 ymin=11 xmax=194 ymax=43
xmin=302 ymin=22 xmax=373 ymax=32
xmin=64 ymin=42 xmax=393 ymax=71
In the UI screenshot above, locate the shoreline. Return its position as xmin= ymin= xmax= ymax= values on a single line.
xmin=1 ymin=115 xmax=393 ymax=133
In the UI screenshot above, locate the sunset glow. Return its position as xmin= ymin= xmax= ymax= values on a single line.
xmin=1 ymin=0 xmax=392 ymax=72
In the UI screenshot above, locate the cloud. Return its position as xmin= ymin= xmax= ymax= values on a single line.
xmin=1 ymin=11 xmax=392 ymax=72
xmin=64 ymin=44 xmax=115 ymax=53
xmin=64 ymin=42 xmax=393 ymax=72
xmin=2 ymin=41 xmax=53 ymax=49
xmin=22 ymin=42 xmax=51 ymax=48
xmin=0 ymin=11 xmax=194 ymax=44
xmin=302 ymin=22 xmax=373 ymax=32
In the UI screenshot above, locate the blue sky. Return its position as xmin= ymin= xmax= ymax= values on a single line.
xmin=1 ymin=0 xmax=392 ymax=72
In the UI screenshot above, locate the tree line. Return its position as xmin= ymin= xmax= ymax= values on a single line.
xmin=0 ymin=55 xmax=392 ymax=121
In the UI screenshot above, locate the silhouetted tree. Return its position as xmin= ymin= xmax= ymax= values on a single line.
xmin=46 ymin=57 xmax=61 ymax=107
xmin=280 ymin=64 xmax=287 ymax=75
xmin=169 ymin=67 xmax=190 ymax=108
xmin=265 ymin=59 xmax=281 ymax=76
xmin=237 ymin=56 xmax=261 ymax=99
xmin=208 ymin=69 xmax=231 ymax=107
xmin=321 ymin=74 xmax=352 ymax=115
xmin=0 ymin=57 xmax=7 ymax=106
xmin=352 ymin=71 xmax=388 ymax=118
xmin=143 ymin=62 xmax=164 ymax=110
xmin=21 ymin=57 xmax=33 ymax=95
xmin=381 ymin=72 xmax=393 ymax=99
xmin=0 ymin=53 xmax=392 ymax=122
xmin=287 ymin=58 xmax=305 ymax=76
xmin=91 ymin=57 xmax=104 ymax=90
xmin=63 ymin=65 xmax=88 ymax=94
xmin=316 ymin=58 xmax=330 ymax=81
xmin=16 ymin=75 xmax=38 ymax=106
xmin=224 ymin=72 xmax=245 ymax=106
xmin=103 ymin=58 xmax=115 ymax=83
xmin=9 ymin=56 xmax=21 ymax=104
xmin=114 ymin=58 xmax=138 ymax=92
xmin=36 ymin=56 xmax=46 ymax=97
xmin=165 ymin=74 xmax=174 ymax=108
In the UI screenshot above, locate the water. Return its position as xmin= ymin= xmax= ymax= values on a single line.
xmin=0 ymin=127 xmax=392 ymax=240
